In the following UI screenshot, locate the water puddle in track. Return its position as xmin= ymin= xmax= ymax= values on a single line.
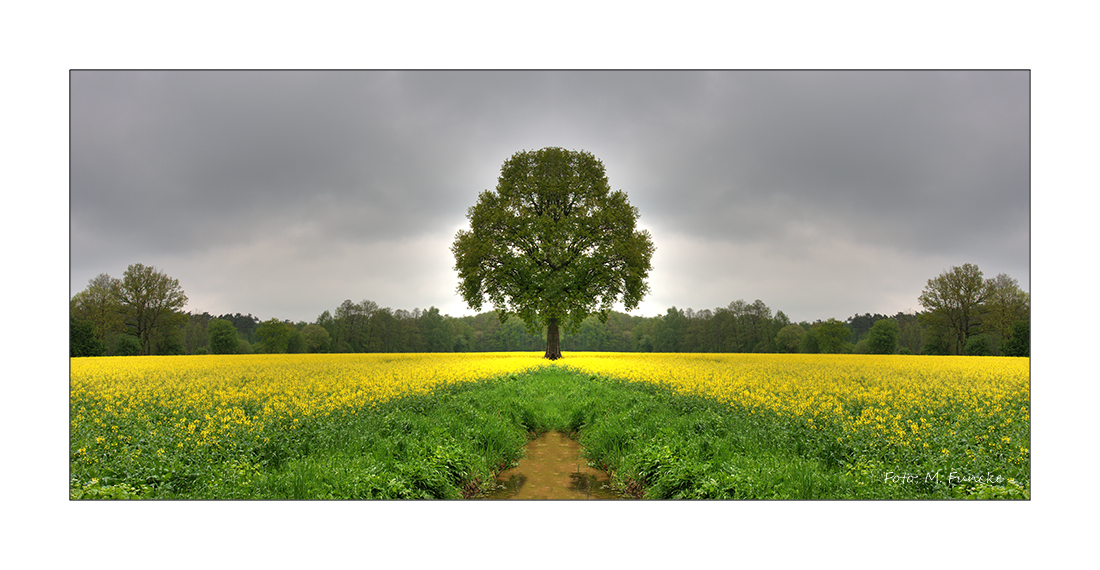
xmin=478 ymin=431 xmax=623 ymax=500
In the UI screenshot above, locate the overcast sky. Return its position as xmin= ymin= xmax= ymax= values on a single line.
xmin=70 ymin=70 xmax=1029 ymax=324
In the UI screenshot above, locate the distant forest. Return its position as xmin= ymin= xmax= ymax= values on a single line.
xmin=72 ymin=262 xmax=1030 ymax=358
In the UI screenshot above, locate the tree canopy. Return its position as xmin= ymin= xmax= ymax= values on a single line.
xmin=69 ymin=264 xmax=188 ymax=356
xmin=207 ymin=318 xmax=240 ymax=354
xmin=917 ymin=263 xmax=1029 ymax=355
xmin=70 ymin=273 xmax=124 ymax=345
xmin=114 ymin=263 xmax=189 ymax=355
xmin=866 ymin=318 xmax=899 ymax=354
xmin=451 ymin=147 xmax=655 ymax=359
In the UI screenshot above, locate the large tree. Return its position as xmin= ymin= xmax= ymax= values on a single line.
xmin=917 ymin=263 xmax=991 ymax=355
xmin=70 ymin=273 xmax=125 ymax=350
xmin=452 ymin=147 xmax=655 ymax=359
xmin=113 ymin=263 xmax=188 ymax=355
xmin=981 ymin=273 xmax=1030 ymax=353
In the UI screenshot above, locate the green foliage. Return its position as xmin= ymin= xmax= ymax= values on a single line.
xmin=952 ymin=479 xmax=1030 ymax=500
xmin=799 ymin=326 xmax=820 ymax=353
xmin=866 ymin=318 xmax=899 ymax=354
xmin=286 ymin=329 xmax=304 ymax=353
xmin=452 ymin=147 xmax=655 ymax=359
xmin=71 ymin=317 xmax=106 ymax=357
xmin=982 ymin=274 xmax=1030 ymax=353
xmin=1001 ymin=320 xmax=1029 ymax=357
xmin=70 ymin=265 xmax=189 ymax=356
xmin=894 ymin=312 xmax=923 ymax=355
xmin=916 ymin=266 xmax=1028 ymax=357
xmin=965 ymin=333 xmax=993 ymax=356
xmin=301 ymin=324 xmax=331 ymax=353
xmin=207 ymin=319 xmax=239 ymax=354
xmin=419 ymin=306 xmax=450 ymax=352
xmin=153 ymin=312 xmax=188 ymax=355
xmin=919 ymin=263 xmax=992 ymax=355
xmin=815 ymin=319 xmax=851 ymax=354
xmin=918 ymin=313 xmax=951 ymax=355
xmin=215 ymin=312 xmax=260 ymax=343
xmin=114 ymin=263 xmax=189 ymax=355
xmin=113 ymin=334 xmax=142 ymax=356
xmin=70 ymin=478 xmax=150 ymax=500
xmin=183 ymin=312 xmax=211 ymax=355
xmin=71 ymin=273 xmax=125 ymax=351
xmin=256 ymin=318 xmax=293 ymax=353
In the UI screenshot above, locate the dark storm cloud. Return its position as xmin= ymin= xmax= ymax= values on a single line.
xmin=617 ymin=71 xmax=1029 ymax=248
xmin=72 ymin=71 xmax=477 ymax=249
xmin=70 ymin=71 xmax=1029 ymax=322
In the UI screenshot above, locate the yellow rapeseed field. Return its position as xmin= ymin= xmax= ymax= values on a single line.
xmin=71 ymin=352 xmax=1029 ymax=496
xmin=560 ymin=353 xmax=1029 ymax=421
xmin=71 ymin=352 xmax=548 ymax=415
xmin=70 ymin=353 xmax=548 ymax=463
xmin=559 ymin=353 xmax=1030 ymax=483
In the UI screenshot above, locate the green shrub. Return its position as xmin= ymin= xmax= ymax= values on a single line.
xmin=71 ymin=478 xmax=149 ymax=500
xmin=953 ymin=479 xmax=1030 ymax=500
xmin=965 ymin=334 xmax=993 ymax=356
xmin=113 ymin=334 xmax=141 ymax=356
xmin=70 ymin=318 xmax=106 ymax=357
xmin=866 ymin=319 xmax=899 ymax=354
xmin=1001 ymin=321 xmax=1029 ymax=357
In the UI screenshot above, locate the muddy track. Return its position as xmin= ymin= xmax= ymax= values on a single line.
xmin=477 ymin=432 xmax=624 ymax=500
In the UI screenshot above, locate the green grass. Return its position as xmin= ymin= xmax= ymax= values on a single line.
xmin=72 ymin=366 xmax=1027 ymax=499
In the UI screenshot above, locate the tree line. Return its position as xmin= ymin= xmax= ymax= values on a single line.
xmin=71 ymin=262 xmax=1029 ymax=358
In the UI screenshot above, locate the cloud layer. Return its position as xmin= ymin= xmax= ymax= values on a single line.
xmin=71 ymin=70 xmax=1029 ymax=323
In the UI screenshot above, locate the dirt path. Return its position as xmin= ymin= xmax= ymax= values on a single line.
xmin=478 ymin=432 xmax=622 ymax=500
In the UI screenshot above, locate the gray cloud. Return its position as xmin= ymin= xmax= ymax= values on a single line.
xmin=71 ymin=70 xmax=1029 ymax=323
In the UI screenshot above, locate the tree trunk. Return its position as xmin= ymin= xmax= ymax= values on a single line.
xmin=544 ymin=317 xmax=562 ymax=360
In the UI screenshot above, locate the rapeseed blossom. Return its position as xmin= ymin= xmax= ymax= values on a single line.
xmin=71 ymin=353 xmax=548 ymax=473
xmin=557 ymin=353 xmax=1030 ymax=485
